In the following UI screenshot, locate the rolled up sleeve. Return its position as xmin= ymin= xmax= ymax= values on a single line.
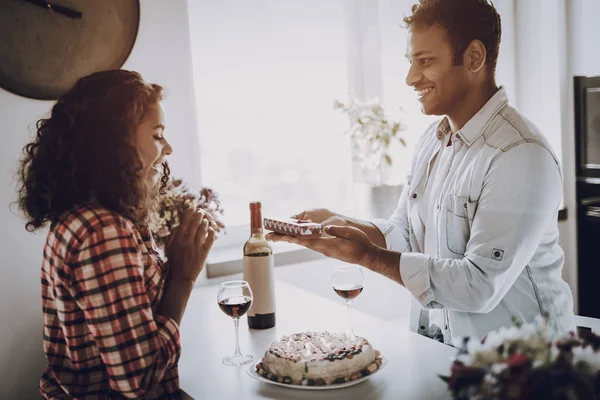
xmin=399 ymin=143 xmax=562 ymax=313
xmin=398 ymin=252 xmax=436 ymax=306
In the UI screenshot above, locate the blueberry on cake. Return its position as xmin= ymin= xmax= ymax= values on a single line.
xmin=255 ymin=331 xmax=383 ymax=386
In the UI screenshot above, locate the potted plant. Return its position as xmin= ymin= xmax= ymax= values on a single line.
xmin=334 ymin=97 xmax=407 ymax=218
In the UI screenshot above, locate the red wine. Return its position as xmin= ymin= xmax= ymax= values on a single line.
xmin=218 ymin=296 xmax=252 ymax=318
xmin=333 ymin=284 xmax=364 ymax=300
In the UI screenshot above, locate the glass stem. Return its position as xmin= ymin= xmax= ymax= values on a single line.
xmin=233 ymin=317 xmax=242 ymax=358
xmin=346 ymin=299 xmax=354 ymax=336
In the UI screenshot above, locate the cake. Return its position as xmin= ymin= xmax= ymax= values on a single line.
xmin=255 ymin=331 xmax=383 ymax=386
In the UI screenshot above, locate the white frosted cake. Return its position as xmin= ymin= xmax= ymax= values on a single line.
xmin=255 ymin=331 xmax=383 ymax=386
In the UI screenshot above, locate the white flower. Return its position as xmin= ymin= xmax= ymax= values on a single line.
xmin=452 ymin=337 xmax=467 ymax=348
xmin=501 ymin=326 xmax=522 ymax=342
xmin=480 ymin=331 xmax=504 ymax=351
xmin=532 ymin=359 xmax=545 ymax=368
xmin=490 ymin=363 xmax=507 ymax=374
xmin=467 ymin=338 xmax=484 ymax=354
xmin=572 ymin=346 xmax=600 ymax=372
xmin=519 ymin=323 xmax=537 ymax=338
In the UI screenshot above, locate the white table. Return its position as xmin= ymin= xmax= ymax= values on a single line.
xmin=178 ymin=275 xmax=456 ymax=399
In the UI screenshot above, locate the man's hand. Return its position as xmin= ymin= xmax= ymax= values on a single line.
xmin=267 ymin=225 xmax=379 ymax=267
xmin=292 ymin=209 xmax=340 ymax=224
xmin=290 ymin=209 xmax=347 ymax=236
xmin=291 ymin=208 xmax=334 ymax=222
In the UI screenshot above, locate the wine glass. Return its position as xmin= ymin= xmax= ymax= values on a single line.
xmin=217 ymin=280 xmax=254 ymax=366
xmin=332 ymin=265 xmax=365 ymax=337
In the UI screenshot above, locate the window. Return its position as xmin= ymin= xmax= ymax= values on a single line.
xmin=188 ymin=0 xmax=355 ymax=238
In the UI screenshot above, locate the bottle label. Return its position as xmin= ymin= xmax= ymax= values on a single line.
xmin=243 ymin=255 xmax=276 ymax=316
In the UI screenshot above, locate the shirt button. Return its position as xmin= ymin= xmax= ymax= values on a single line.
xmin=436 ymin=204 xmax=440 ymax=210
xmin=412 ymin=193 xmax=418 ymax=199
xmin=445 ymin=325 xmax=448 ymax=330
xmin=463 ymin=203 xmax=468 ymax=209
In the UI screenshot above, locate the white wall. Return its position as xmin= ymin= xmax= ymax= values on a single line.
xmin=493 ymin=0 xmax=517 ymax=105
xmin=0 ymin=0 xmax=199 ymax=397
xmin=568 ymin=0 xmax=600 ymax=77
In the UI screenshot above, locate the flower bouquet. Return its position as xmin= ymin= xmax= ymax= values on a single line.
xmin=440 ymin=317 xmax=600 ymax=400
xmin=150 ymin=178 xmax=225 ymax=251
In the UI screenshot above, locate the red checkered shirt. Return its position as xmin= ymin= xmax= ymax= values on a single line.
xmin=40 ymin=204 xmax=181 ymax=399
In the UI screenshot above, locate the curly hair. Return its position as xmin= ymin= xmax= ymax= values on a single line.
xmin=403 ymin=0 xmax=502 ymax=74
xmin=17 ymin=69 xmax=170 ymax=232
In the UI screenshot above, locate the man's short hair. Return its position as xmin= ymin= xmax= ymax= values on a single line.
xmin=403 ymin=0 xmax=502 ymax=74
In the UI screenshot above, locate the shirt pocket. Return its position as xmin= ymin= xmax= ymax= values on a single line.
xmin=445 ymin=194 xmax=477 ymax=255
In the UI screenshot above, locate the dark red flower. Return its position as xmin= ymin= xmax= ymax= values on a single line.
xmin=506 ymin=353 xmax=530 ymax=369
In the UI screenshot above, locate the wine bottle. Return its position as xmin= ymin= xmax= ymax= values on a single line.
xmin=242 ymin=202 xmax=276 ymax=329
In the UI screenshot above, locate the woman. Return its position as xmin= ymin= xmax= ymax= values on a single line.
xmin=17 ymin=70 xmax=214 ymax=399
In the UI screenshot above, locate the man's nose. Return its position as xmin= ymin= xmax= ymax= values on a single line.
xmin=405 ymin=63 xmax=421 ymax=87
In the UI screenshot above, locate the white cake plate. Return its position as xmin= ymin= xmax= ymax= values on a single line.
xmin=246 ymin=356 xmax=387 ymax=391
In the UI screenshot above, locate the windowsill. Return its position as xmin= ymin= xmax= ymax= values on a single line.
xmin=205 ymin=241 xmax=325 ymax=279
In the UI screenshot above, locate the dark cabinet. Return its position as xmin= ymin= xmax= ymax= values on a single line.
xmin=575 ymin=75 xmax=600 ymax=318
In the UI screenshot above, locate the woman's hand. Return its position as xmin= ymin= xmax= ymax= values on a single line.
xmin=166 ymin=206 xmax=217 ymax=283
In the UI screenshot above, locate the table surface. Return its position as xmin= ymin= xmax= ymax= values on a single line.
xmin=178 ymin=273 xmax=456 ymax=399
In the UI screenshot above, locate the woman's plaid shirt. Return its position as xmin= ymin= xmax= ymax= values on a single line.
xmin=40 ymin=204 xmax=181 ymax=399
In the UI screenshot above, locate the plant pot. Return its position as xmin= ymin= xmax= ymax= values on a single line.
xmin=354 ymin=183 xmax=404 ymax=220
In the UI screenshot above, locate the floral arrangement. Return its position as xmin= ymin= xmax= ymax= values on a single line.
xmin=334 ymin=97 xmax=406 ymax=183
xmin=150 ymin=178 xmax=225 ymax=251
xmin=441 ymin=317 xmax=600 ymax=400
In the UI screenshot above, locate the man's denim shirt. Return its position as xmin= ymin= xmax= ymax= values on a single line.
xmin=372 ymin=88 xmax=575 ymax=342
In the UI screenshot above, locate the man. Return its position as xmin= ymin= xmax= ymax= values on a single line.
xmin=267 ymin=0 xmax=574 ymax=343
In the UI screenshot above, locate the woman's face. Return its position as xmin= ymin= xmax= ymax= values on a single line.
xmin=133 ymin=101 xmax=173 ymax=186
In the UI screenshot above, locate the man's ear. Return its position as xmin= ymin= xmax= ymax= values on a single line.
xmin=463 ymin=39 xmax=487 ymax=73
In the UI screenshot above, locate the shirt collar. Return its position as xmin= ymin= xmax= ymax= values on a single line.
xmin=435 ymin=86 xmax=509 ymax=146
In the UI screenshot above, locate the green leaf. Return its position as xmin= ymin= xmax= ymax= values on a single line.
xmin=384 ymin=154 xmax=392 ymax=165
